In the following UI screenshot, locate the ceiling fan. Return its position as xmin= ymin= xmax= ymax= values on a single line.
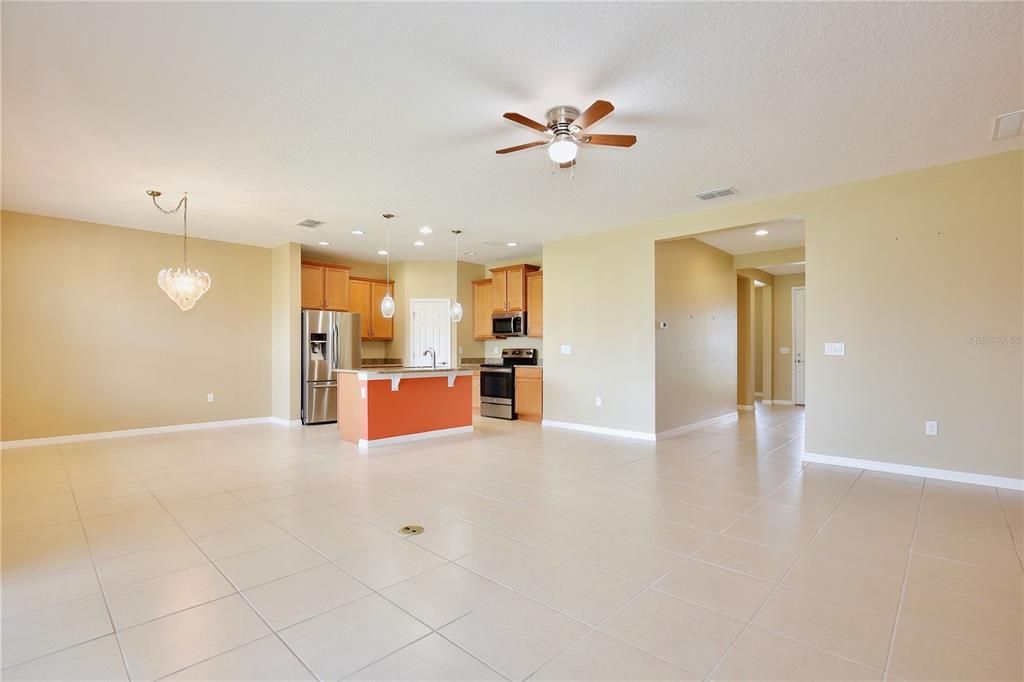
xmin=496 ymin=100 xmax=637 ymax=168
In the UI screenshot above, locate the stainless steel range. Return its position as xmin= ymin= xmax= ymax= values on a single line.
xmin=479 ymin=348 xmax=538 ymax=420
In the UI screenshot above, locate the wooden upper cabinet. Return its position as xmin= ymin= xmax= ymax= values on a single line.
xmin=489 ymin=264 xmax=539 ymax=313
xmin=472 ymin=279 xmax=494 ymax=340
xmin=491 ymin=269 xmax=508 ymax=312
xmin=301 ymin=264 xmax=325 ymax=309
xmin=526 ymin=271 xmax=543 ymax=337
xmin=347 ymin=277 xmax=393 ymax=341
xmin=348 ymin=278 xmax=372 ymax=339
xmin=302 ymin=262 xmax=352 ymax=311
xmin=369 ymin=280 xmax=394 ymax=341
xmin=323 ymin=267 xmax=350 ymax=311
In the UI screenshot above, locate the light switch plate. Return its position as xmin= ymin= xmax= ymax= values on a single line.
xmin=925 ymin=420 xmax=938 ymax=436
xmin=824 ymin=342 xmax=846 ymax=356
xmin=561 ymin=345 xmax=572 ymax=355
xmin=595 ymin=396 xmax=602 ymax=407
xmin=207 ymin=393 xmax=214 ymax=403
xmin=658 ymin=321 xmax=668 ymax=329
xmin=779 ymin=347 xmax=790 ymax=354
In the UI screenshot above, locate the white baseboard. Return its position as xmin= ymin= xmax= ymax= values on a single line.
xmin=802 ymin=452 xmax=1024 ymax=491
xmin=655 ymin=412 xmax=736 ymax=440
xmin=541 ymin=419 xmax=656 ymax=442
xmin=358 ymin=425 xmax=473 ymax=449
xmin=1 ymin=417 xmax=285 ymax=449
xmin=267 ymin=417 xmax=302 ymax=427
xmin=769 ymin=399 xmax=795 ymax=405
xmin=737 ymin=404 xmax=756 ymax=411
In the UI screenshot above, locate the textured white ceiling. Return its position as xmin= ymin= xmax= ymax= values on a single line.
xmin=3 ymin=2 xmax=1021 ymax=265
xmin=694 ymin=220 xmax=804 ymax=255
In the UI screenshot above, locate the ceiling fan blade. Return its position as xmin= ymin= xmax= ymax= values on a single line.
xmin=495 ymin=140 xmax=548 ymax=155
xmin=502 ymin=112 xmax=549 ymax=133
xmin=573 ymin=100 xmax=614 ymax=130
xmin=582 ymin=133 xmax=637 ymax=147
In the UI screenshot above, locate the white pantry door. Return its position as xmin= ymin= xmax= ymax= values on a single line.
xmin=793 ymin=286 xmax=806 ymax=405
xmin=410 ymin=299 xmax=452 ymax=368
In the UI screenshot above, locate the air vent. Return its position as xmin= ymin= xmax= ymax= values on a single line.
xmin=481 ymin=240 xmax=506 ymax=247
xmin=992 ymin=110 xmax=1024 ymax=140
xmin=297 ymin=218 xmax=324 ymax=228
xmin=694 ymin=186 xmax=737 ymax=201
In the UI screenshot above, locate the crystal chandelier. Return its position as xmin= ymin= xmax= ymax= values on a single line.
xmin=149 ymin=190 xmax=211 ymax=311
xmin=450 ymin=229 xmax=464 ymax=322
xmin=380 ymin=213 xmax=396 ymax=319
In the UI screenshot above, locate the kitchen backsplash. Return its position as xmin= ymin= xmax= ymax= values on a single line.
xmin=484 ymin=336 xmax=542 ymax=360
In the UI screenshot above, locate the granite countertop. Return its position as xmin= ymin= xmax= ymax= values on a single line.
xmin=335 ymin=367 xmax=473 ymax=375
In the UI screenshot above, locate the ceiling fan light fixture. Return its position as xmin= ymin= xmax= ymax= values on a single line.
xmin=548 ymin=135 xmax=577 ymax=164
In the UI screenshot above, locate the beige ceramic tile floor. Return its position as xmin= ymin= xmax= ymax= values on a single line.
xmin=3 ymin=406 xmax=1022 ymax=680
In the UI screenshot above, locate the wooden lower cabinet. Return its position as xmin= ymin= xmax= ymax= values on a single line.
xmin=514 ymin=367 xmax=543 ymax=421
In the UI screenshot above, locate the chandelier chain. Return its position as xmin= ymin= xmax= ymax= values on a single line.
xmin=151 ymin=193 xmax=190 ymax=267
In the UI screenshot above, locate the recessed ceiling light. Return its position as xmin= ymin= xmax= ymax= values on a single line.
xmin=754 ymin=229 xmax=769 ymax=236
xmin=464 ymin=251 xmax=476 ymax=256
xmin=413 ymin=240 xmax=425 ymax=247
xmin=419 ymin=226 xmax=432 ymax=235
xmin=317 ymin=241 xmax=330 ymax=246
xmin=506 ymin=242 xmax=519 ymax=247
xmin=377 ymin=249 xmax=389 ymax=256
xmin=352 ymin=229 xmax=365 ymax=236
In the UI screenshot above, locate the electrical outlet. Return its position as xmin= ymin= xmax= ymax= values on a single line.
xmin=925 ymin=420 xmax=938 ymax=436
xmin=561 ymin=345 xmax=572 ymax=355
xmin=595 ymin=396 xmax=602 ymax=407
xmin=494 ymin=347 xmax=502 ymax=356
xmin=207 ymin=393 xmax=214 ymax=403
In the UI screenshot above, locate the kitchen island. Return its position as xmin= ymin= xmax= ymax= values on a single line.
xmin=334 ymin=368 xmax=473 ymax=447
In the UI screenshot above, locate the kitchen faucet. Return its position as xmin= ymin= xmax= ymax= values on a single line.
xmin=423 ymin=347 xmax=436 ymax=370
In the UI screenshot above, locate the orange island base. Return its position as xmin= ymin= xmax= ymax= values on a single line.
xmin=334 ymin=368 xmax=474 ymax=448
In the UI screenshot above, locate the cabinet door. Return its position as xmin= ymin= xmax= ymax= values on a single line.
xmin=491 ymin=270 xmax=508 ymax=312
xmin=516 ymin=377 xmax=543 ymax=417
xmin=349 ymin=279 xmax=372 ymax=339
xmin=323 ymin=267 xmax=350 ymax=311
xmin=506 ymin=267 xmax=526 ymax=311
xmin=301 ymin=265 xmax=325 ymax=309
xmin=526 ymin=272 xmax=543 ymax=337
xmin=370 ymin=281 xmax=394 ymax=340
xmin=473 ymin=280 xmax=493 ymax=340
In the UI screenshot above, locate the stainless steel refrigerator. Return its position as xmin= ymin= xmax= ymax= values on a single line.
xmin=301 ymin=310 xmax=361 ymax=425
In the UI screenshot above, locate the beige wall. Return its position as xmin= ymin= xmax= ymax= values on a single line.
xmin=271 ymin=243 xmax=301 ymax=421
xmin=655 ymin=239 xmax=737 ymax=432
xmin=389 ymin=260 xmax=482 ymax=366
xmin=737 ymin=275 xmax=756 ymax=407
xmin=754 ymin=287 xmax=764 ymax=394
xmin=544 ymin=151 xmax=1022 ymax=479
xmin=772 ymin=273 xmax=806 ymax=403
xmin=1 ymin=212 xmax=272 ymax=440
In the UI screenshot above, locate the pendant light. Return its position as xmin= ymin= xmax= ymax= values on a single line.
xmin=380 ymin=213 xmax=396 ymax=319
xmin=450 ymin=229 xmax=464 ymax=322
xmin=149 ymin=190 xmax=211 ymax=311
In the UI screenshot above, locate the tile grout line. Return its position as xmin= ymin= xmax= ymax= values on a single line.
xmin=879 ymin=475 xmax=927 ymax=680
xmin=703 ymin=468 xmax=868 ymax=681
xmin=994 ymin=487 xmax=1024 ymax=572
xmin=52 ymin=441 xmax=134 ymax=681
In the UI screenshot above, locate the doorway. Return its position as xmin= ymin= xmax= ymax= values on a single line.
xmin=792 ymin=286 xmax=806 ymax=405
xmin=409 ymin=299 xmax=452 ymax=368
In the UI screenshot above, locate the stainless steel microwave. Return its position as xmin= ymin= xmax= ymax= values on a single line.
xmin=492 ymin=311 xmax=526 ymax=337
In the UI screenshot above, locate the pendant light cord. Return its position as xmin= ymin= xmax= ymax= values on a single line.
xmin=151 ymin=193 xmax=189 ymax=268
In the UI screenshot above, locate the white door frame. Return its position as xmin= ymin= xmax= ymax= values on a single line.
xmin=792 ymin=286 xmax=806 ymax=406
xmin=408 ymin=298 xmax=452 ymax=368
